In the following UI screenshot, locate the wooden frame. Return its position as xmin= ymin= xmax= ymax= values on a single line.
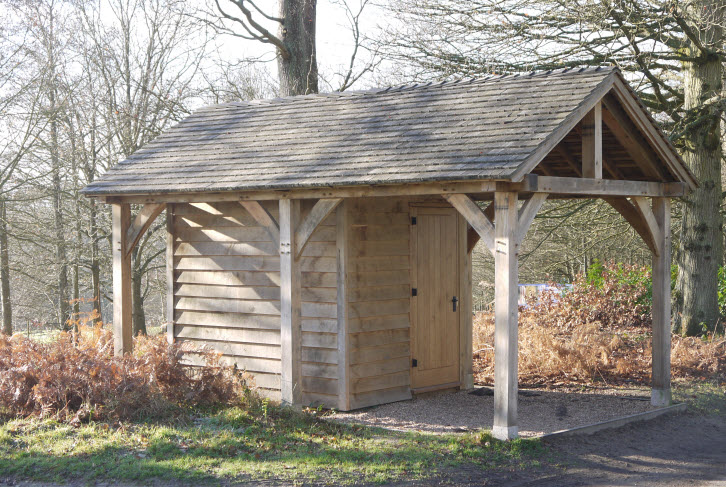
xmin=102 ymin=79 xmax=686 ymax=438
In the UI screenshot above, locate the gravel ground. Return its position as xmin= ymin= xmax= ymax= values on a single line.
xmin=331 ymin=387 xmax=660 ymax=437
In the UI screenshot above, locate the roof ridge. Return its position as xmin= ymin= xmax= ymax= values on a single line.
xmin=198 ymin=65 xmax=617 ymax=111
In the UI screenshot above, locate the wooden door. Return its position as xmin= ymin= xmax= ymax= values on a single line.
xmin=410 ymin=206 xmax=460 ymax=391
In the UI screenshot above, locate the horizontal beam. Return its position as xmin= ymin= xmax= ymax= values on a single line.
xmin=95 ymin=174 xmax=685 ymax=205
xmin=528 ymin=176 xmax=686 ymax=198
xmin=95 ymin=180 xmax=521 ymax=204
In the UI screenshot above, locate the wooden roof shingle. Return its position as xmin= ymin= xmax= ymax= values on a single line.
xmin=82 ymin=67 xmax=686 ymax=196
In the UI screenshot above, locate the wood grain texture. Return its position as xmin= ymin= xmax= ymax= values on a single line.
xmin=112 ymin=204 xmax=132 ymax=356
xmin=170 ymin=202 xmax=282 ymax=391
xmin=346 ymin=197 xmax=412 ymax=404
xmin=166 ymin=205 xmax=175 ymax=345
xmin=493 ymin=191 xmax=519 ymax=440
xmin=581 ymin=102 xmax=603 ymax=179
xmin=279 ymin=199 xmax=302 ymax=404
xmin=651 ymin=197 xmax=672 ymax=406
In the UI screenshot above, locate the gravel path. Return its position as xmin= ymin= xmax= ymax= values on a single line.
xmin=331 ymin=387 xmax=659 ymax=437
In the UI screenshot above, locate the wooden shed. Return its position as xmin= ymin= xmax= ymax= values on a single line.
xmin=83 ymin=67 xmax=695 ymax=440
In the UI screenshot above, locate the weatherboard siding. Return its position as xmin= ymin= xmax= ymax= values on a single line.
xmin=346 ymin=197 xmax=413 ymax=409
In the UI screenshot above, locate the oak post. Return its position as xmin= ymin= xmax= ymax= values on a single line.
xmin=280 ymin=199 xmax=302 ymax=406
xmin=651 ymin=197 xmax=672 ymax=406
xmin=336 ymin=202 xmax=351 ymax=410
xmin=112 ymin=203 xmax=132 ymax=356
xmin=493 ymin=191 xmax=519 ymax=440
xmin=166 ymin=204 xmax=175 ymax=345
xmin=582 ymin=102 xmax=603 ymax=179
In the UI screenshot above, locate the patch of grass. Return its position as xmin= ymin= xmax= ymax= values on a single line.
xmin=0 ymin=406 xmax=543 ymax=485
xmin=673 ymin=379 xmax=726 ymax=415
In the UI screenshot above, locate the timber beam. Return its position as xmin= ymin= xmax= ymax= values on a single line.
xmin=240 ymin=200 xmax=280 ymax=246
xmin=527 ymin=175 xmax=686 ymax=198
xmin=101 ymin=174 xmax=686 ymax=206
xmin=604 ymin=198 xmax=659 ymax=255
xmin=651 ymin=198 xmax=672 ymax=406
xmin=125 ymin=203 xmax=166 ymax=258
xmin=295 ymin=198 xmax=342 ymax=258
xmin=581 ymin=101 xmax=603 ymax=179
xmin=444 ymin=194 xmax=495 ymax=255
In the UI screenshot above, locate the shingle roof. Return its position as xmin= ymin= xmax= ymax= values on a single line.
xmin=84 ymin=67 xmax=638 ymax=196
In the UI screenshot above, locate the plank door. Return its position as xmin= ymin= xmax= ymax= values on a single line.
xmin=410 ymin=206 xmax=460 ymax=391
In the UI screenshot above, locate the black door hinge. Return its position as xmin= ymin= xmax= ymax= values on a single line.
xmin=411 ymin=216 xmax=417 ymax=225
xmin=412 ymin=288 xmax=417 ymax=296
xmin=412 ymin=358 xmax=418 ymax=368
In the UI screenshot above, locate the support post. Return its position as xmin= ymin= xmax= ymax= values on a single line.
xmin=336 ymin=202 xmax=351 ymax=410
xmin=166 ymin=204 xmax=175 ymax=345
xmin=280 ymin=199 xmax=302 ymax=406
xmin=582 ymin=101 xmax=603 ymax=179
xmin=651 ymin=197 xmax=672 ymax=406
xmin=112 ymin=203 xmax=132 ymax=356
xmin=493 ymin=191 xmax=519 ymax=440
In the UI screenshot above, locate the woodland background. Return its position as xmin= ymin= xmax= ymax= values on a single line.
xmin=0 ymin=0 xmax=724 ymax=338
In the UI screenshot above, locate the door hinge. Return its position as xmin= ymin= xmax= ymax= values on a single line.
xmin=411 ymin=216 xmax=417 ymax=225
xmin=411 ymin=288 xmax=417 ymax=296
xmin=412 ymin=358 xmax=418 ymax=368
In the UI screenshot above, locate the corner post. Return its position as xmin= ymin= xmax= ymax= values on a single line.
xmin=280 ymin=199 xmax=302 ymax=406
xmin=112 ymin=203 xmax=132 ymax=356
xmin=493 ymin=191 xmax=519 ymax=440
xmin=166 ymin=204 xmax=175 ymax=345
xmin=336 ymin=202 xmax=351 ymax=410
xmin=651 ymin=197 xmax=672 ymax=406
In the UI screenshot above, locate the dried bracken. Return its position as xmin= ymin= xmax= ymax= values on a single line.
xmin=0 ymin=325 xmax=258 ymax=421
xmin=474 ymin=262 xmax=726 ymax=387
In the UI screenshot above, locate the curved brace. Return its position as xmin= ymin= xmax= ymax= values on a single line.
xmin=126 ymin=203 xmax=166 ymax=257
xmin=604 ymin=197 xmax=661 ymax=256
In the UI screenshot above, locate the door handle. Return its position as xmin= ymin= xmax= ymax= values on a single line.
xmin=452 ymin=296 xmax=458 ymax=312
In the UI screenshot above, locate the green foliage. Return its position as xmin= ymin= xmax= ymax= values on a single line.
xmin=583 ymin=260 xmax=653 ymax=312
xmin=717 ymin=266 xmax=726 ymax=317
xmin=585 ymin=259 xmax=606 ymax=288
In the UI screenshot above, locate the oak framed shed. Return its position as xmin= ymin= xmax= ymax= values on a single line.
xmin=83 ymin=67 xmax=695 ymax=440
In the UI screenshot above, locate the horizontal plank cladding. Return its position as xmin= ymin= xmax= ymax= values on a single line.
xmin=172 ymin=201 xmax=282 ymax=393
xmin=347 ymin=197 xmax=412 ymax=403
xmin=300 ymin=199 xmax=338 ymax=408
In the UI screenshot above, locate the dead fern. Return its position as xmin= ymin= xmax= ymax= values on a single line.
xmin=474 ymin=262 xmax=726 ymax=387
xmin=0 ymin=324 xmax=259 ymax=422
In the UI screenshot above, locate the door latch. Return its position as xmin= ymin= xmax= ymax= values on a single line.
xmin=412 ymin=358 xmax=418 ymax=368
xmin=452 ymin=296 xmax=458 ymax=312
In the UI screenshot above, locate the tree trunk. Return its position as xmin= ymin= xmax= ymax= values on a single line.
xmin=0 ymin=199 xmax=12 ymax=335
xmin=674 ymin=0 xmax=724 ymax=336
xmin=277 ymin=0 xmax=318 ymax=96
xmin=90 ymin=199 xmax=102 ymax=325
xmin=49 ymin=87 xmax=70 ymax=331
xmin=131 ymin=250 xmax=146 ymax=336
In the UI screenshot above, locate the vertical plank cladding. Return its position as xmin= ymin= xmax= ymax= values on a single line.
xmin=299 ymin=200 xmax=339 ymax=407
xmin=347 ymin=197 xmax=413 ymax=409
xmin=172 ymin=201 xmax=282 ymax=399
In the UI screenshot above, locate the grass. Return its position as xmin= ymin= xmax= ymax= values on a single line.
xmin=673 ymin=379 xmax=726 ymax=415
xmin=0 ymin=405 xmax=544 ymax=485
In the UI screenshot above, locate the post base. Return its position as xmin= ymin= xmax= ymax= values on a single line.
xmin=492 ymin=425 xmax=518 ymax=441
xmin=651 ymin=387 xmax=672 ymax=407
